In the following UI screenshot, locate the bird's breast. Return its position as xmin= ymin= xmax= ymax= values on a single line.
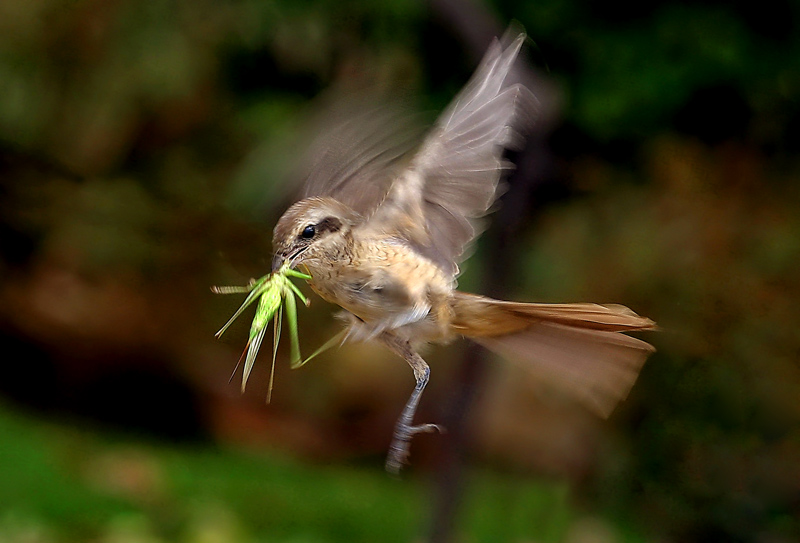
xmin=303 ymin=236 xmax=455 ymax=341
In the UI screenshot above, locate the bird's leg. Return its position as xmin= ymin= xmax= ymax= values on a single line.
xmin=380 ymin=332 xmax=443 ymax=473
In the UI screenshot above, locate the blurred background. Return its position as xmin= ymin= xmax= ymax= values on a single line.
xmin=1 ymin=0 xmax=799 ymax=541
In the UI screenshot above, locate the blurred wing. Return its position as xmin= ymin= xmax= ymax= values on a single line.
xmin=298 ymin=96 xmax=423 ymax=217
xmin=366 ymin=34 xmax=537 ymax=276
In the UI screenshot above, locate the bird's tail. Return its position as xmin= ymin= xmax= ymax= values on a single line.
xmin=449 ymin=292 xmax=657 ymax=417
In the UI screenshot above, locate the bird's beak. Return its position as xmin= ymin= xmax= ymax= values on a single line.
xmin=271 ymin=253 xmax=286 ymax=273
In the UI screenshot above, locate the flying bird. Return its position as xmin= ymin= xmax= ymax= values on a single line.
xmin=268 ymin=33 xmax=656 ymax=472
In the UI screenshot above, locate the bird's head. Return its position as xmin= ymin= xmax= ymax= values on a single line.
xmin=271 ymin=197 xmax=361 ymax=272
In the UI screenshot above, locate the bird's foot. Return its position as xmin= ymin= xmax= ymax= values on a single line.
xmin=385 ymin=421 xmax=444 ymax=474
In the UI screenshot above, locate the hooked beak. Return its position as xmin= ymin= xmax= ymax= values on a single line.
xmin=273 ymin=245 xmax=307 ymax=272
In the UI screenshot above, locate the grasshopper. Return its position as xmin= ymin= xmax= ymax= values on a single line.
xmin=212 ymin=263 xmax=312 ymax=402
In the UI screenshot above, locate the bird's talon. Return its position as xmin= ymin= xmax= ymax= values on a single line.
xmin=385 ymin=420 xmax=444 ymax=473
xmin=410 ymin=423 xmax=444 ymax=435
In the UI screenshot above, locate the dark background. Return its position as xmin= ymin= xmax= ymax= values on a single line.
xmin=0 ymin=0 xmax=798 ymax=541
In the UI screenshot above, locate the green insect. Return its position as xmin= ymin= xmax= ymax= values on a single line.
xmin=212 ymin=263 xmax=313 ymax=402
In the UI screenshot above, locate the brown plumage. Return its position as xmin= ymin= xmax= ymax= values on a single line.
xmin=270 ymin=33 xmax=656 ymax=472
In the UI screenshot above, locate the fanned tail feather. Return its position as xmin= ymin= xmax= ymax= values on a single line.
xmin=451 ymin=292 xmax=656 ymax=417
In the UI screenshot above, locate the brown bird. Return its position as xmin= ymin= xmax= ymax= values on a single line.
xmin=270 ymin=34 xmax=656 ymax=473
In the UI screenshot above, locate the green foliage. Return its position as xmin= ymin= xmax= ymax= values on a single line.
xmin=0 ymin=403 xmax=615 ymax=543
xmin=510 ymin=0 xmax=800 ymax=144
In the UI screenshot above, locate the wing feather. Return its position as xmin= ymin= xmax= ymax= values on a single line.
xmin=297 ymin=97 xmax=423 ymax=217
xmin=296 ymin=33 xmax=536 ymax=277
xmin=366 ymin=34 xmax=538 ymax=276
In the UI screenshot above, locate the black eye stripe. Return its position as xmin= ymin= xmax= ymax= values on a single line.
xmin=299 ymin=217 xmax=342 ymax=241
xmin=316 ymin=217 xmax=342 ymax=233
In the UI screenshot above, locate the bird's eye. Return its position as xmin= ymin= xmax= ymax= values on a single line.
xmin=301 ymin=225 xmax=316 ymax=239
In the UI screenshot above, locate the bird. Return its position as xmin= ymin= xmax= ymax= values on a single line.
xmin=269 ymin=33 xmax=657 ymax=473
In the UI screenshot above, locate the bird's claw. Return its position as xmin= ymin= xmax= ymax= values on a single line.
xmin=413 ymin=423 xmax=444 ymax=435
xmin=385 ymin=422 xmax=445 ymax=474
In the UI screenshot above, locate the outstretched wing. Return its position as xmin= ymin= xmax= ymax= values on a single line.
xmin=296 ymin=94 xmax=423 ymax=219
xmin=364 ymin=34 xmax=537 ymax=277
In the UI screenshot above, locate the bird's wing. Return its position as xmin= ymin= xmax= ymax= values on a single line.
xmin=297 ymin=95 xmax=423 ymax=219
xmin=364 ymin=34 xmax=537 ymax=277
